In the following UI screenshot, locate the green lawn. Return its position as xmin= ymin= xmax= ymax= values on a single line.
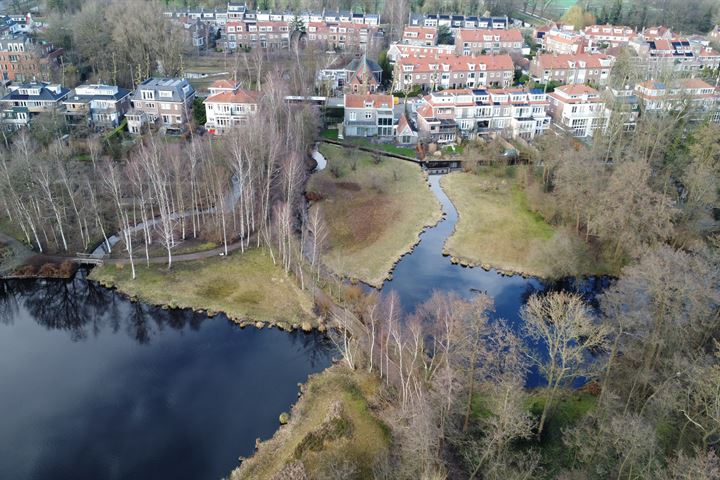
xmin=308 ymin=144 xmax=441 ymax=286
xmin=320 ymin=129 xmax=417 ymax=158
xmin=89 ymin=248 xmax=316 ymax=328
xmin=230 ymin=366 xmax=390 ymax=480
xmin=441 ymin=169 xmax=557 ymax=277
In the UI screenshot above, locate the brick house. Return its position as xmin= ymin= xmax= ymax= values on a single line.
xmin=401 ymin=26 xmax=437 ymax=46
xmin=393 ymin=53 xmax=514 ymax=92
xmin=224 ymin=20 xmax=290 ymax=50
xmin=547 ymin=84 xmax=610 ymax=138
xmin=62 ymin=83 xmax=132 ymax=128
xmin=455 ymin=29 xmax=524 ymax=56
xmin=635 ymin=78 xmax=720 ymax=123
xmin=629 ymin=37 xmax=720 ymax=73
xmin=543 ymin=28 xmax=593 ymax=54
xmin=0 ymin=33 xmax=62 ymax=82
xmin=317 ymin=55 xmax=382 ymax=95
xmin=343 ymin=93 xmax=394 ymax=138
xmin=127 ymin=77 xmax=196 ymax=134
xmin=386 ymin=43 xmax=456 ymax=63
xmin=530 ymin=53 xmax=615 ymax=86
xmin=583 ymin=25 xmax=634 ymax=47
xmin=306 ymin=21 xmax=379 ymax=51
xmin=203 ymin=80 xmax=260 ymax=135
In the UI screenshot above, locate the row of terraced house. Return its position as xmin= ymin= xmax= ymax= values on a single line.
xmin=340 ymin=73 xmax=720 ymax=146
xmin=165 ymin=2 xmax=382 ymax=52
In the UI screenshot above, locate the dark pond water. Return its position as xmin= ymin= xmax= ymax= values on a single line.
xmin=0 ymin=275 xmax=332 ymax=480
xmin=0 ymin=173 xmax=608 ymax=479
xmin=379 ymin=175 xmax=609 ymax=386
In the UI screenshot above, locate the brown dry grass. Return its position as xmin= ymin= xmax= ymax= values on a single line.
xmin=442 ymin=169 xmax=557 ymax=276
xmin=308 ymin=145 xmax=442 ymax=286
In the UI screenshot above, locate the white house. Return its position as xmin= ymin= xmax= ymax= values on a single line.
xmin=204 ymin=79 xmax=260 ymax=134
xmin=547 ymin=84 xmax=610 ymax=138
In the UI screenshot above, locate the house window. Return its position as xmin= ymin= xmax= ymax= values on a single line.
xmin=365 ymin=111 xmax=372 ymax=119
xmin=349 ymin=112 xmax=356 ymax=121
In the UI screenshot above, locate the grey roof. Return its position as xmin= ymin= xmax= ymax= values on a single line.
xmin=2 ymin=82 xmax=69 ymax=102
xmin=65 ymin=86 xmax=132 ymax=103
xmin=133 ymin=77 xmax=195 ymax=102
xmin=345 ymin=56 xmax=382 ymax=73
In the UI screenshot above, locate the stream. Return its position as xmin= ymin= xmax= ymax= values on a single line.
xmin=0 ymin=170 xmax=607 ymax=479
xmin=378 ymin=175 xmax=609 ymax=386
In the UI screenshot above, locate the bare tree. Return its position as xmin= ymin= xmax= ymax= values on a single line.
xmin=522 ymin=291 xmax=609 ymax=437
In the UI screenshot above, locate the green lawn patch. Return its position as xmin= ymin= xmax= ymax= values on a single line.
xmin=344 ymin=137 xmax=417 ymax=157
xmin=320 ymin=130 xmax=417 ymax=158
xmin=527 ymin=389 xmax=598 ymax=475
xmin=230 ymin=366 xmax=390 ymax=480
xmin=320 ymin=129 xmax=339 ymax=140
xmin=441 ymin=169 xmax=557 ymax=277
xmin=89 ymin=248 xmax=316 ymax=327
xmin=308 ymin=144 xmax=442 ymax=286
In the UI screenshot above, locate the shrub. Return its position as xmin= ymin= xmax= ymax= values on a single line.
xmin=13 ymin=265 xmax=37 ymax=277
xmin=315 ymin=295 xmax=333 ymax=319
xmin=58 ymin=260 xmax=76 ymax=277
xmin=38 ymin=263 xmax=60 ymax=277
xmin=329 ymin=164 xmax=343 ymax=178
xmin=306 ymin=191 xmax=324 ymax=202
xmin=370 ymin=174 xmax=386 ymax=194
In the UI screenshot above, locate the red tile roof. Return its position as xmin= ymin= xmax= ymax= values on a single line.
xmin=457 ymin=28 xmax=523 ymax=43
xmin=535 ymin=53 xmax=613 ymax=69
xmin=205 ymin=89 xmax=260 ymax=104
xmin=556 ymin=84 xmax=599 ymax=95
xmin=344 ymin=93 xmax=393 ymax=109
xmin=396 ymin=53 xmax=514 ymax=73
xmin=210 ymin=79 xmax=238 ymax=90
xmin=402 ymin=26 xmax=437 ymax=39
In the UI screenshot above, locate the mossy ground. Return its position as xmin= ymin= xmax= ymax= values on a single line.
xmin=230 ymin=366 xmax=391 ymax=480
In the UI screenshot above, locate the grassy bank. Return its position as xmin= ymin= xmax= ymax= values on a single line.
xmin=442 ymin=168 xmax=613 ymax=278
xmin=442 ymin=169 xmax=557 ymax=277
xmin=89 ymin=248 xmax=317 ymax=328
xmin=231 ymin=365 xmax=390 ymax=480
xmin=309 ymin=144 xmax=442 ymax=287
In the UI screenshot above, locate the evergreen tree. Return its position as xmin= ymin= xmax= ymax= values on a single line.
xmin=290 ymin=15 xmax=306 ymax=33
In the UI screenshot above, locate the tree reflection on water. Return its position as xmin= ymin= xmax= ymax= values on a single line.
xmin=0 ymin=270 xmax=209 ymax=344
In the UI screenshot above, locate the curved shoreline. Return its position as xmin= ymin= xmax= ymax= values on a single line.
xmin=91 ymin=275 xmax=324 ymax=333
xmin=351 ymin=172 xmax=444 ymax=288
